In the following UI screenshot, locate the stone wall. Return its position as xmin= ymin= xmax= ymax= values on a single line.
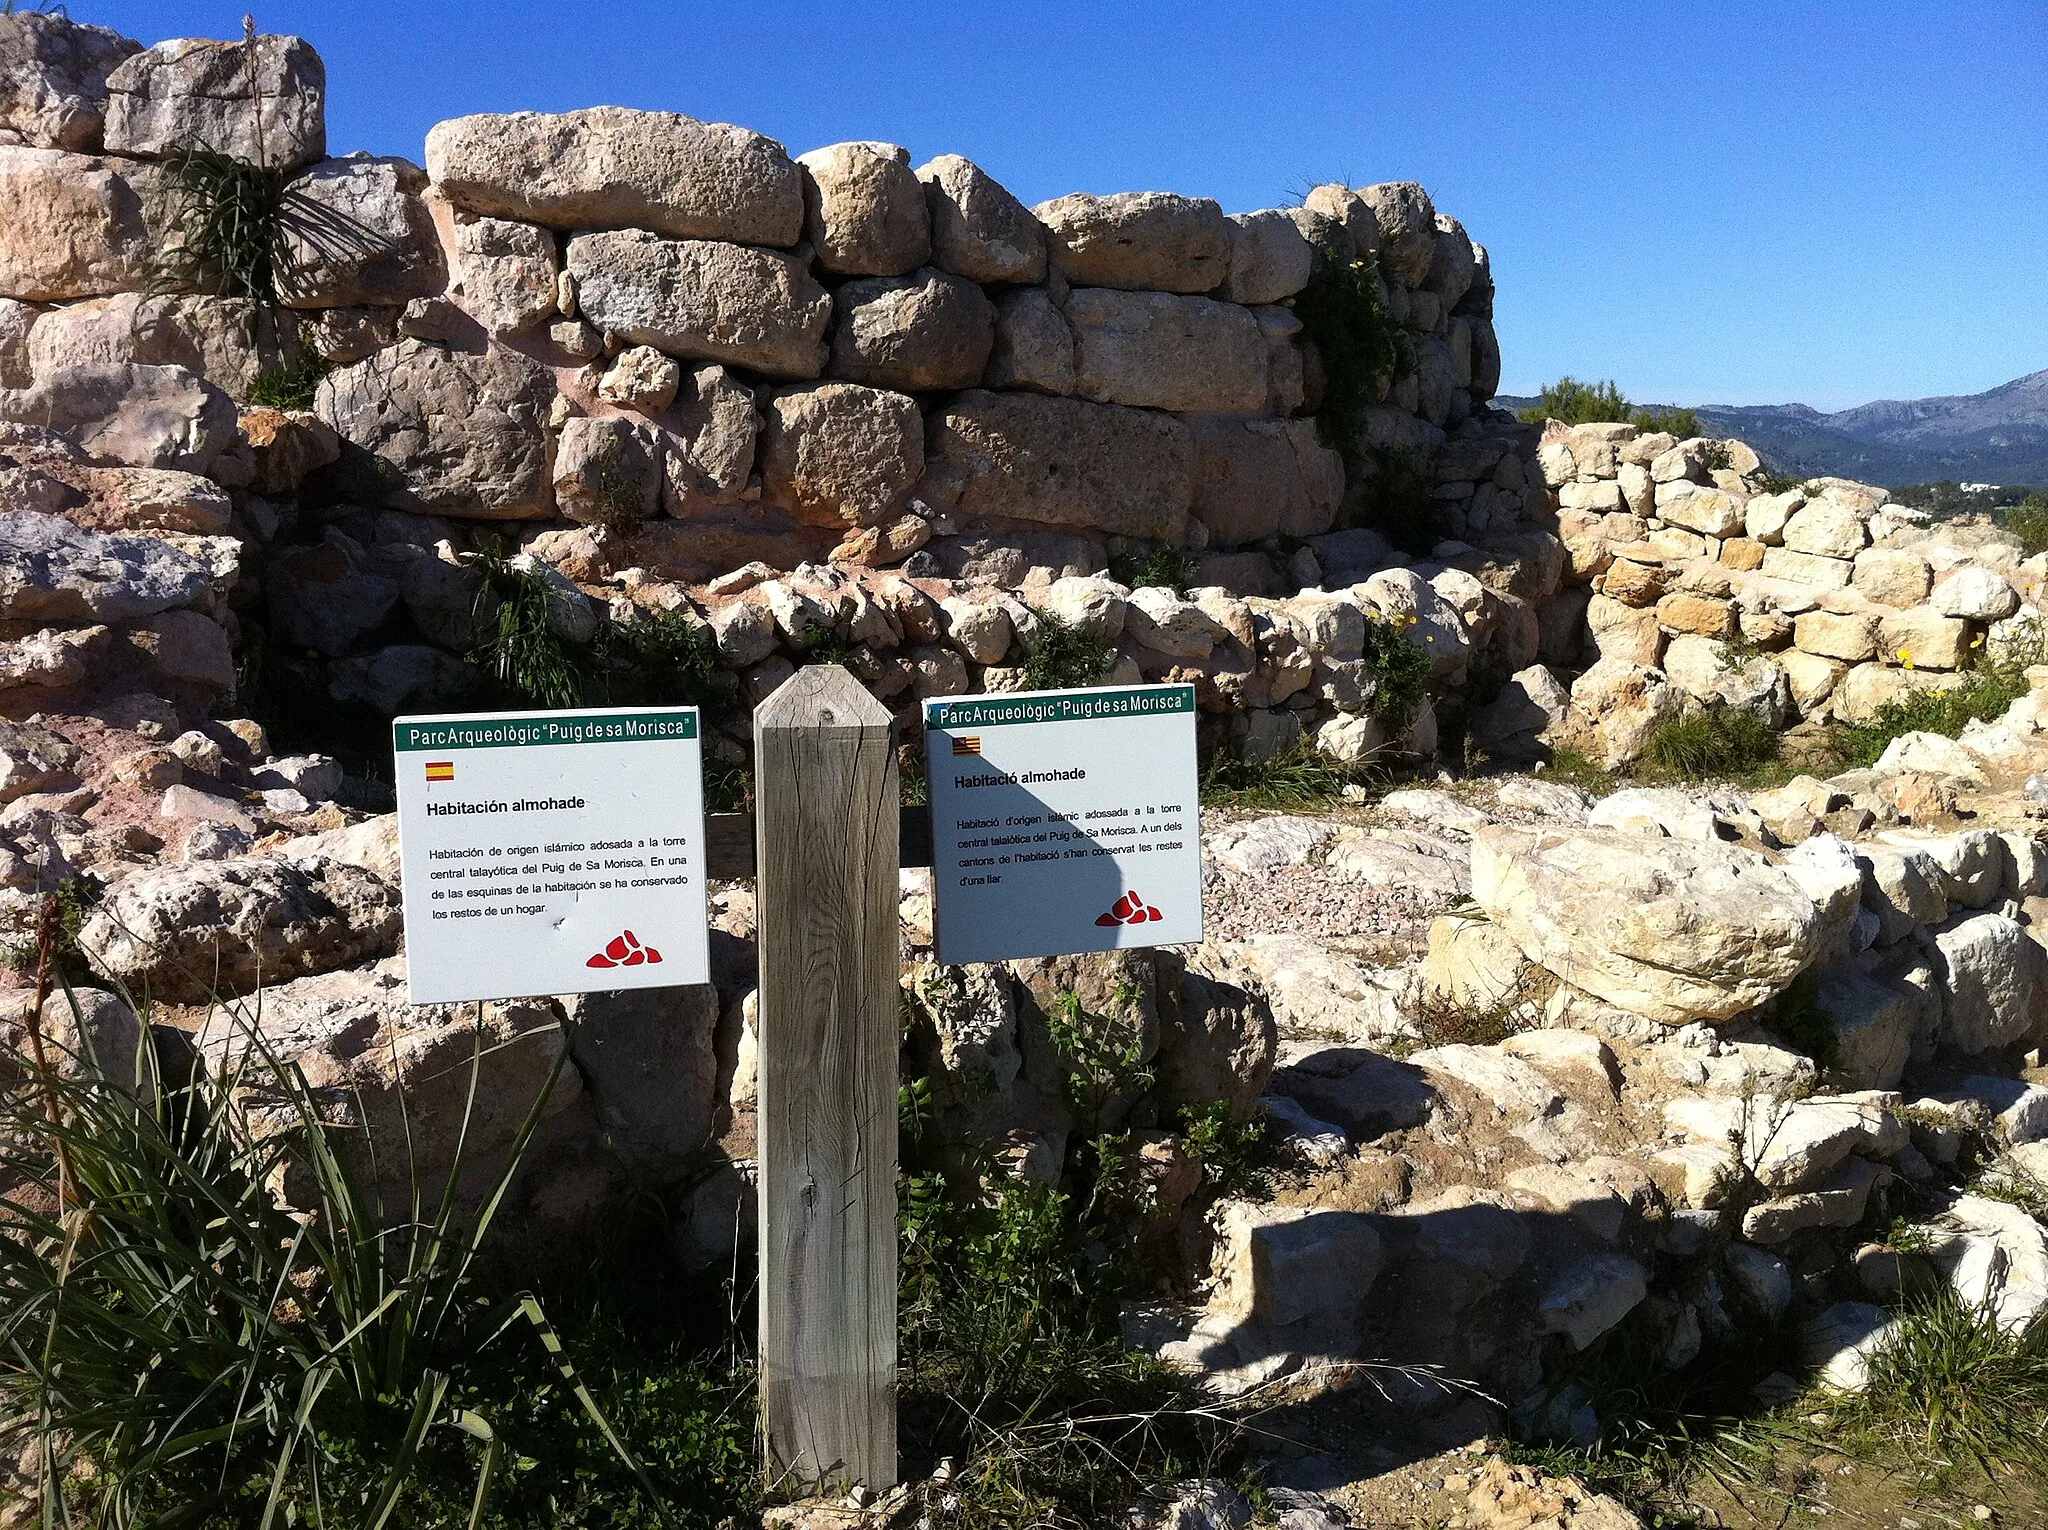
xmin=0 ymin=17 xmax=1588 ymax=773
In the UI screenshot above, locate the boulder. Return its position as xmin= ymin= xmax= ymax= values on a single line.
xmin=3 ymin=361 xmax=236 ymax=474
xmin=27 ymin=292 xmax=304 ymax=402
xmin=1565 ymin=657 xmax=1683 ymax=770
xmin=1856 ymin=844 xmax=1948 ymax=944
xmin=759 ymin=382 xmax=922 ymax=529
xmin=1034 ymin=190 xmax=1229 ymax=293
xmin=0 ymin=509 xmax=209 ymax=621
xmin=1355 ymin=182 xmax=1436 ymax=286
xmin=797 ymin=140 xmax=929 ymax=277
xmin=1207 ymin=1200 xmax=1383 ymax=1345
xmin=1932 ymin=564 xmax=2020 ymax=622
xmin=446 ymin=213 xmax=559 ymax=338
xmin=1535 ymin=1254 xmax=1649 ymax=1350
xmin=277 ymin=155 xmax=443 ymax=308
xmin=914 ymin=153 xmax=1045 ymax=285
xmin=561 ymin=983 xmax=721 ymax=1177
xmin=315 ymin=339 xmax=557 ymax=519
xmin=138 ymin=606 xmax=235 ymax=692
xmin=1066 ymin=289 xmax=1268 ymax=414
xmin=1298 ymin=185 xmax=1378 ymax=258
xmin=1932 ymin=911 xmax=2042 ymax=1053
xmin=1781 ymin=501 xmax=1867 ymax=559
xmin=598 ymin=346 xmax=682 ymax=413
xmin=78 ymin=854 xmax=401 ymax=1002
xmin=1186 ymin=415 xmax=1341 ymax=544
xmin=551 ymin=414 xmax=662 ymax=527
xmin=923 ymin=389 xmax=1191 ymax=542
xmin=0 ymin=11 xmax=140 ymax=152
xmin=1800 ymin=1301 xmax=1899 ymax=1392
xmin=1469 ymin=825 xmax=1827 ymax=1025
xmin=0 ymin=298 xmax=33 ymax=387
xmin=1852 ymin=547 xmax=1932 ymax=608
xmin=103 ymin=34 xmax=324 ymax=168
xmin=1157 ymin=966 xmax=1277 ymax=1125
xmin=0 ymin=146 xmax=159 ymax=300
xmin=425 ymin=107 xmax=804 ymax=246
xmin=564 ymin=228 xmax=830 ymax=379
xmin=984 ymin=287 xmax=1074 ymax=394
xmin=827 ymin=267 xmax=994 ymax=391
xmin=1879 ymin=607 xmax=1971 ymax=670
xmin=324 ymin=643 xmax=480 ymax=714
xmin=1216 ymin=209 xmax=1315 ymax=306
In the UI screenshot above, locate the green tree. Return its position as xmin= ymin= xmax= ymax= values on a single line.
xmin=1517 ymin=375 xmax=1633 ymax=425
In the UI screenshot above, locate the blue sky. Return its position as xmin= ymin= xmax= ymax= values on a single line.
xmin=85 ymin=0 xmax=2048 ymax=411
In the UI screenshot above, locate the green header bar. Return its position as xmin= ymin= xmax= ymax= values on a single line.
xmin=394 ymin=711 xmax=698 ymax=752
xmin=925 ymin=685 xmax=1195 ymax=731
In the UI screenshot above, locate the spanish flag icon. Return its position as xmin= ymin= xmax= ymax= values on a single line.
xmin=425 ymin=760 xmax=455 ymax=782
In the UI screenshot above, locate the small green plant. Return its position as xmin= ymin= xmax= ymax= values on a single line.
xmin=1291 ymin=250 xmax=1401 ymax=458
xmin=1022 ymin=612 xmax=1113 ymax=691
xmin=1843 ymin=1290 xmax=2048 ymax=1478
xmin=1833 ymin=641 xmax=2039 ymax=768
xmin=1200 ymin=736 xmax=1377 ymax=808
xmin=0 ymin=875 xmax=95 ymax=980
xmin=1762 ymin=968 xmax=1841 ymax=1078
xmin=1176 ymin=1102 xmax=1274 ymax=1198
xmin=1641 ymin=707 xmax=1782 ymax=782
xmin=602 ymin=605 xmax=726 ymax=710
xmin=245 ymin=349 xmax=328 ymax=410
xmin=1357 ymin=444 xmax=1447 ymax=556
xmin=1517 ymin=376 xmax=1633 ymax=426
xmin=471 ymin=547 xmax=586 ymax=709
xmin=1045 ymin=987 xmax=1154 ymax=1134
xmin=1360 ymin=611 xmax=1432 ymax=734
xmin=1752 ymin=470 xmax=1806 ymax=496
xmin=1397 ymin=975 xmax=1542 ymax=1056
xmin=154 ymin=146 xmax=296 ymax=303
xmin=1697 ymin=440 xmax=1733 ymax=472
xmin=1110 ymin=543 xmax=1201 ymax=593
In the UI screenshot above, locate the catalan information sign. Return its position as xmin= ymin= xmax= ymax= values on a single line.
xmin=923 ymin=683 xmax=1202 ymax=966
xmin=392 ymin=706 xmax=710 ymax=1003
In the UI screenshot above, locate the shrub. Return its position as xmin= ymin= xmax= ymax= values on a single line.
xmin=245 ymin=350 xmax=328 ymax=410
xmin=154 ymin=147 xmax=297 ymax=304
xmin=0 ymin=989 xmax=720 ymax=1526
xmin=1833 ymin=651 xmax=2034 ymax=769
xmin=1109 ymin=543 xmax=1200 ymax=594
xmin=1641 ymin=707 xmax=1781 ymax=782
xmin=1517 ymin=376 xmax=1633 ymax=426
xmin=1360 ymin=611 xmax=1432 ymax=734
xmin=1199 ymin=737 xmax=1376 ymax=808
xmin=1632 ymin=406 xmax=1701 ymax=439
xmin=2002 ymin=491 xmax=2048 ymax=557
xmin=1291 ymin=250 xmax=1401 ymax=458
xmin=471 ymin=548 xmax=587 ymax=709
xmin=1022 ymin=612 xmax=1113 ymax=690
xmin=1751 ymin=470 xmax=1806 ymax=495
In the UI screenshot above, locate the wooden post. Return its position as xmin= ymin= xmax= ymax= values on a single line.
xmin=754 ymin=666 xmax=900 ymax=1491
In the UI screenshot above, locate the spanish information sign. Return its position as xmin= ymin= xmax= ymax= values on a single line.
xmin=923 ymin=683 xmax=1202 ymax=966
xmin=392 ymin=706 xmax=710 ymax=1003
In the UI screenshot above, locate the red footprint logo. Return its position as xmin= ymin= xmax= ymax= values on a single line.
xmin=587 ymin=929 xmax=663 ymax=968
xmin=1095 ymin=891 xmax=1165 ymax=927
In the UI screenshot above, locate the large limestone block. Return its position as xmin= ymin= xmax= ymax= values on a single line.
xmin=447 ymin=214 xmax=559 ymax=338
xmin=1470 ymin=825 xmax=1826 ymax=1025
xmin=760 ymin=381 xmax=922 ymax=529
xmin=0 ymin=11 xmax=139 ymax=152
xmin=104 ymin=34 xmax=324 ymax=169
xmin=1657 ymin=483 xmax=1746 ymax=537
xmin=3 ymin=361 xmax=237 ymax=474
xmin=0 ymin=145 xmax=157 ymax=300
xmin=1879 ymin=607 xmax=1970 ymax=671
xmin=1066 ymin=289 xmax=1267 ymax=414
xmin=315 ymin=339 xmax=557 ymax=519
xmin=1760 ymin=546 xmax=1853 ymax=589
xmin=827 ymin=266 xmax=994 ymax=391
xmin=1832 ymin=663 xmax=1956 ymax=723
xmin=1812 ymin=959 xmax=1917 ymax=1089
xmin=1425 ymin=215 xmax=1478 ymax=311
xmin=565 ymin=229 xmax=830 ymax=379
xmin=1187 ymin=415 xmax=1341 ymax=544
xmin=1567 ymin=656 xmax=1682 ymax=769
xmin=1034 ymin=190 xmax=1229 ymax=292
xmin=277 ymin=155 xmax=444 ymax=309
xmin=798 ymin=140 xmax=929 ymax=277
xmin=562 ymin=984 xmax=721 ymax=1177
xmin=924 ymin=389 xmax=1192 ymax=541
xmin=1934 ymin=911 xmax=2043 ymax=1053
xmin=914 ymin=153 xmax=1045 ymax=285
xmin=1299 ymin=184 xmax=1379 ymax=258
xmin=26 ymin=291 xmax=301 ymax=400
xmin=984 ymin=287 xmax=1074 ymax=395
xmin=1782 ymin=500 xmax=1868 ymax=559
xmin=1856 ymin=845 xmax=1949 ymax=944
xmin=78 ymin=854 xmax=399 ymax=1002
xmin=1932 ymin=564 xmax=2021 ymax=622
xmin=1794 ymin=609 xmax=1879 ymax=662
xmin=1852 ymin=546 xmax=1932 ymax=608
xmin=1356 ymin=181 xmax=1436 ymax=286
xmin=655 ymin=363 xmax=758 ymax=511
xmin=1217 ymin=209 xmax=1315 ymax=306
xmin=425 ymin=107 xmax=804 ymax=246
xmin=0 ymin=508 xmax=210 ymax=621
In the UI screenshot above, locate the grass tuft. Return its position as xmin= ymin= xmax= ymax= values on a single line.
xmin=245 ymin=350 xmax=328 ymax=410
xmin=1109 ymin=544 xmax=1200 ymax=594
xmin=1641 ymin=707 xmax=1782 ymax=783
xmin=1844 ymin=1292 xmax=2048 ymax=1479
xmin=1200 ymin=737 xmax=1381 ymax=809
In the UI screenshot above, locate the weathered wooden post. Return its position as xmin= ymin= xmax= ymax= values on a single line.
xmin=754 ymin=666 xmax=900 ymax=1491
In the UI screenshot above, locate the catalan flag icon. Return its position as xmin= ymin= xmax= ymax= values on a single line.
xmin=425 ymin=760 xmax=454 ymax=782
xmin=951 ymin=736 xmax=982 ymax=756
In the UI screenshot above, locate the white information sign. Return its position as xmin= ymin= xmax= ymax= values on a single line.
xmin=924 ymin=683 xmax=1202 ymax=967
xmin=392 ymin=706 xmax=710 ymax=1004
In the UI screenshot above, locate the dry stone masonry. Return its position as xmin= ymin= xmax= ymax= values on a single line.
xmin=9 ymin=17 xmax=2048 ymax=1515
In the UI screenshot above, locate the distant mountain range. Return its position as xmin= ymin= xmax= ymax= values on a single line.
xmin=1497 ymin=368 xmax=2048 ymax=488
